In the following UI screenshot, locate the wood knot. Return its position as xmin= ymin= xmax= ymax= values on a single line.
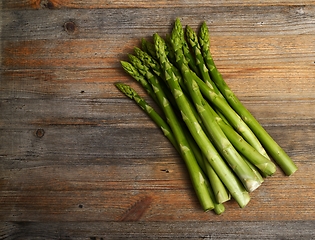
xmin=40 ymin=0 xmax=55 ymax=9
xmin=64 ymin=21 xmax=77 ymax=34
xmin=35 ymin=129 xmax=45 ymax=138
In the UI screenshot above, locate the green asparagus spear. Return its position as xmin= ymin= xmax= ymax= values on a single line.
xmin=243 ymin=156 xmax=265 ymax=183
xmin=173 ymin=18 xmax=200 ymax=75
xmin=214 ymin=113 xmax=276 ymax=176
xmin=199 ymin=21 xmax=297 ymax=176
xmin=141 ymin=38 xmax=157 ymax=59
xmin=115 ymin=82 xmax=179 ymax=152
xmin=129 ymin=50 xmax=230 ymax=204
xmin=170 ymin=25 xmax=263 ymax=192
xmin=128 ymin=54 xmax=177 ymax=108
xmin=190 ymin=68 xmax=271 ymax=161
xmin=130 ymin=50 xmax=205 ymax=129
xmin=135 ymin=45 xmax=189 ymax=94
xmin=154 ymin=32 xmax=250 ymax=208
xmin=172 ymin=19 xmax=270 ymax=162
xmin=203 ymin=155 xmax=231 ymax=203
xmin=130 ymin=50 xmax=215 ymax=211
xmin=185 ymin=25 xmax=213 ymax=88
xmin=121 ymin=60 xmax=159 ymax=105
xmin=115 ymin=81 xmax=205 ymax=175
xmin=205 ymin=178 xmax=226 ymax=215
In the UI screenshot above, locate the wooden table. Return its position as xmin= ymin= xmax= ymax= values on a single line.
xmin=1 ymin=1 xmax=315 ymax=239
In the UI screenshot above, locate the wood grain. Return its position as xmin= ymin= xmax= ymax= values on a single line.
xmin=1 ymin=0 xmax=315 ymax=239
xmin=2 ymin=221 xmax=314 ymax=240
xmin=2 ymin=0 xmax=315 ymax=9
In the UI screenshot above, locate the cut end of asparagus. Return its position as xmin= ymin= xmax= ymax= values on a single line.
xmin=244 ymin=178 xmax=262 ymax=193
xmin=213 ymin=203 xmax=225 ymax=215
xmin=285 ymin=165 xmax=298 ymax=176
xmin=233 ymin=190 xmax=251 ymax=208
xmin=256 ymin=162 xmax=277 ymax=176
xmin=216 ymin=191 xmax=231 ymax=204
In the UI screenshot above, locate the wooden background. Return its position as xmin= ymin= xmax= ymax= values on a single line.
xmin=1 ymin=0 xmax=315 ymax=239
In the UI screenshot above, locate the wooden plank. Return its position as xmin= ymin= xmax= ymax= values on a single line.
xmin=1 ymin=66 xmax=315 ymax=101
xmin=1 ymin=7 xmax=314 ymax=72
xmin=1 ymin=221 xmax=315 ymax=239
xmin=2 ymin=35 xmax=315 ymax=70
xmin=1 ymin=172 xmax=315 ymax=222
xmin=2 ymin=0 xmax=315 ymax=10
xmin=2 ymin=6 xmax=315 ymax=41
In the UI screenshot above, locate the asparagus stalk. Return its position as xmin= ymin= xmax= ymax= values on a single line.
xmin=243 ymin=156 xmax=265 ymax=183
xmin=128 ymin=53 xmax=176 ymax=107
xmin=203 ymin=155 xmax=231 ymax=203
xmin=185 ymin=24 xmax=236 ymax=131
xmin=165 ymin=34 xmax=177 ymax=64
xmin=131 ymin=50 xmax=206 ymax=130
xmin=128 ymin=53 xmax=201 ymax=157
xmin=131 ymin=51 xmax=216 ymax=211
xmin=190 ymin=68 xmax=272 ymax=161
xmin=135 ymin=45 xmax=189 ymax=94
xmin=173 ymin=18 xmax=200 ymax=75
xmin=185 ymin=25 xmax=217 ymax=92
xmin=206 ymin=178 xmax=226 ymax=215
xmin=115 ymin=82 xmax=179 ymax=152
xmin=170 ymin=26 xmax=263 ymax=192
xmin=172 ymin=19 xmax=270 ymax=163
xmin=132 ymin=51 xmax=232 ymax=201
xmin=141 ymin=38 xmax=157 ymax=59
xmin=214 ymin=113 xmax=276 ymax=176
xmin=134 ymin=47 xmax=183 ymax=89
xmin=115 ymin=81 xmax=205 ymax=176
xmin=121 ymin=60 xmax=159 ymax=105
xmin=199 ymin=21 xmax=297 ymax=176
xmin=154 ymin=32 xmax=250 ymax=208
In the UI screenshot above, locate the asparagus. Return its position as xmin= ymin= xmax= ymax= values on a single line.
xmin=134 ymin=46 xmax=186 ymax=91
xmin=244 ymin=156 xmax=265 ymax=183
xmin=135 ymin=44 xmax=189 ymax=94
xmin=141 ymin=38 xmax=157 ymax=59
xmin=203 ymin=155 xmax=231 ymax=203
xmin=190 ymin=68 xmax=271 ymax=161
xmin=128 ymin=54 xmax=175 ymax=107
xmin=171 ymin=19 xmax=270 ymax=163
xmin=170 ymin=26 xmax=263 ymax=192
xmin=132 ymin=50 xmax=231 ymax=202
xmin=165 ymin=34 xmax=177 ymax=64
xmin=173 ymin=18 xmax=200 ymax=75
xmin=206 ymin=178 xmax=226 ymax=215
xmin=115 ymin=81 xmax=204 ymax=176
xmin=131 ymin=50 xmax=206 ymax=130
xmin=117 ymin=18 xmax=298 ymax=214
xmin=214 ymin=113 xmax=276 ymax=176
xmin=154 ymin=32 xmax=250 ymax=208
xmin=133 ymin=52 xmax=216 ymax=211
xmin=185 ymin=25 xmax=216 ymax=91
xmin=121 ymin=60 xmax=159 ymax=105
xmin=115 ymin=83 xmax=179 ymax=152
xmin=199 ymin=22 xmax=298 ymax=176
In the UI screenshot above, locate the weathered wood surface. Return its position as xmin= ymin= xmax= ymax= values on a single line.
xmin=1 ymin=0 xmax=315 ymax=239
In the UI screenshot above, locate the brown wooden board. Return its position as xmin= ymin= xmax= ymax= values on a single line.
xmin=1 ymin=1 xmax=315 ymax=239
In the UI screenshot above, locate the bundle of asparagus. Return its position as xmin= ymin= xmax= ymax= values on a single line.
xmin=115 ymin=18 xmax=297 ymax=214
